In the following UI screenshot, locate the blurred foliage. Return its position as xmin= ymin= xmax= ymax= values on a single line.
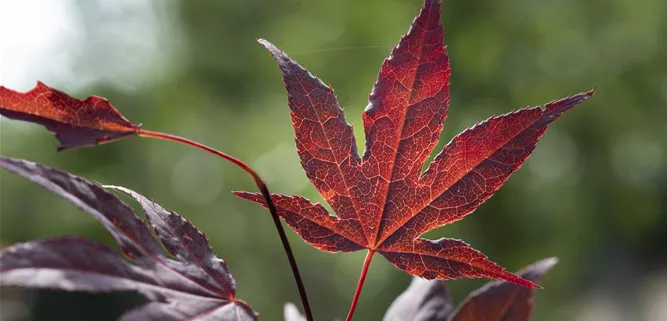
xmin=1 ymin=0 xmax=666 ymax=320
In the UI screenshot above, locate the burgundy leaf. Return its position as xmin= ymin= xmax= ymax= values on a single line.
xmin=0 ymin=82 xmax=140 ymax=150
xmin=236 ymin=0 xmax=593 ymax=287
xmin=0 ymin=157 xmax=257 ymax=321
xmin=383 ymin=278 xmax=453 ymax=321
xmin=381 ymin=258 xmax=558 ymax=321
xmin=106 ymin=185 xmax=236 ymax=298
xmin=0 ymin=157 xmax=161 ymax=260
xmin=1 ymin=237 xmax=162 ymax=294
xmin=449 ymin=258 xmax=558 ymax=321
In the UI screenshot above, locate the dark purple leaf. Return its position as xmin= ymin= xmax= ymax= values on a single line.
xmin=106 ymin=185 xmax=236 ymax=298
xmin=0 ymin=157 xmax=257 ymax=321
xmin=383 ymin=278 xmax=453 ymax=321
xmin=382 ymin=258 xmax=557 ymax=321
xmin=449 ymin=257 xmax=558 ymax=321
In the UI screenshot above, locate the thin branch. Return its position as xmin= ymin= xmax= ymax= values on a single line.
xmin=138 ymin=129 xmax=314 ymax=321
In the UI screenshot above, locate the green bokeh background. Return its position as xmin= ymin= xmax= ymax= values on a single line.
xmin=1 ymin=0 xmax=666 ymax=320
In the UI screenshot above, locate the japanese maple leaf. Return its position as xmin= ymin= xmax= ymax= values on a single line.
xmin=383 ymin=257 xmax=558 ymax=321
xmin=0 ymin=157 xmax=258 ymax=321
xmin=0 ymin=82 xmax=140 ymax=150
xmin=236 ymin=0 xmax=593 ymax=288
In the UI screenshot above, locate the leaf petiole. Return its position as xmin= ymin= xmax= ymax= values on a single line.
xmin=137 ymin=129 xmax=314 ymax=321
xmin=345 ymin=250 xmax=375 ymax=321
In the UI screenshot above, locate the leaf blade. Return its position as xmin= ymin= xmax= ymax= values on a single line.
xmin=0 ymin=82 xmax=139 ymax=150
xmin=0 ymin=157 xmax=162 ymax=260
xmin=378 ymin=90 xmax=595 ymax=244
xmin=257 ymin=39 xmax=367 ymax=245
xmin=383 ymin=277 xmax=453 ymax=321
xmin=449 ymin=257 xmax=558 ymax=321
xmin=107 ymin=185 xmax=236 ymax=298
xmin=0 ymin=236 xmax=159 ymax=295
xmin=361 ymin=0 xmax=450 ymax=245
xmin=379 ymin=238 xmax=537 ymax=288
xmin=118 ymin=300 xmax=257 ymax=321
xmin=233 ymin=191 xmax=365 ymax=252
xmin=0 ymin=158 xmax=257 ymax=321
xmin=240 ymin=0 xmax=593 ymax=288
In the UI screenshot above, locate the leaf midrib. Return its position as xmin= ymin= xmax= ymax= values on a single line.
xmin=377 ymin=108 xmax=543 ymax=246
xmin=284 ymin=59 xmax=366 ymax=243
xmin=367 ymin=7 xmax=438 ymax=249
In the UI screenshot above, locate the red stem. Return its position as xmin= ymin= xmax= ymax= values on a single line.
xmin=345 ymin=250 xmax=375 ymax=321
xmin=138 ymin=129 xmax=314 ymax=321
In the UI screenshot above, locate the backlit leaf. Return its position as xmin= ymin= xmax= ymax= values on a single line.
xmin=236 ymin=0 xmax=592 ymax=287
xmin=0 ymin=82 xmax=140 ymax=150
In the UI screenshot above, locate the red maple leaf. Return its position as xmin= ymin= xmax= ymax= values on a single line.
xmin=0 ymin=82 xmax=140 ymax=150
xmin=236 ymin=0 xmax=593 ymax=289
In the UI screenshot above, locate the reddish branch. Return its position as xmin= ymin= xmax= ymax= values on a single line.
xmin=138 ymin=129 xmax=314 ymax=321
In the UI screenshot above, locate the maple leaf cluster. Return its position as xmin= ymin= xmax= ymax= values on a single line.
xmin=0 ymin=158 xmax=257 ymax=321
xmin=0 ymin=157 xmax=557 ymax=321
xmin=0 ymin=0 xmax=593 ymax=320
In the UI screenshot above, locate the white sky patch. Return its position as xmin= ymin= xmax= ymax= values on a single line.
xmin=0 ymin=0 xmax=84 ymax=91
xmin=0 ymin=0 xmax=179 ymax=93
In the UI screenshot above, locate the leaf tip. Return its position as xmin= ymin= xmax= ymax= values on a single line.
xmin=257 ymin=38 xmax=291 ymax=67
xmin=518 ymin=256 xmax=559 ymax=284
xmin=588 ymin=86 xmax=597 ymax=96
xmin=257 ymin=38 xmax=275 ymax=51
xmin=515 ymin=276 xmax=541 ymax=289
xmin=538 ymin=256 xmax=559 ymax=270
